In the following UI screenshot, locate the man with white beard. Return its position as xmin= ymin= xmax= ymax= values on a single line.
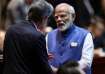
xmin=46 ymin=3 xmax=94 ymax=74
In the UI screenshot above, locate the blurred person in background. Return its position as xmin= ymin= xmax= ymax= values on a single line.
xmin=88 ymin=16 xmax=105 ymax=57
xmin=0 ymin=30 xmax=5 ymax=54
xmin=0 ymin=0 xmax=11 ymax=29
xmin=46 ymin=3 xmax=94 ymax=74
xmin=88 ymin=16 xmax=105 ymax=38
xmin=5 ymin=0 xmax=34 ymax=29
xmin=44 ymin=26 xmax=53 ymax=35
xmin=0 ymin=30 xmax=6 ymax=74
xmin=3 ymin=1 xmax=54 ymax=74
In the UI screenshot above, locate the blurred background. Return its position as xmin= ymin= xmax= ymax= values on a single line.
xmin=0 ymin=0 xmax=105 ymax=74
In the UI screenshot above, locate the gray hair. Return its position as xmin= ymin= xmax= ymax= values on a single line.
xmin=68 ymin=5 xmax=75 ymax=14
xmin=28 ymin=0 xmax=53 ymax=22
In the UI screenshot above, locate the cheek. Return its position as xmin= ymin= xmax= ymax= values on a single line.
xmin=65 ymin=16 xmax=72 ymax=23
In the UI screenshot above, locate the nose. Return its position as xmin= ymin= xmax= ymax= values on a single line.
xmin=56 ymin=16 xmax=62 ymax=23
xmin=58 ymin=16 xmax=62 ymax=20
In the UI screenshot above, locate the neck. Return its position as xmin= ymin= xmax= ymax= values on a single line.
xmin=61 ymin=27 xmax=70 ymax=34
xmin=60 ymin=24 xmax=74 ymax=38
xmin=61 ymin=23 xmax=73 ymax=34
xmin=33 ymin=21 xmax=45 ymax=33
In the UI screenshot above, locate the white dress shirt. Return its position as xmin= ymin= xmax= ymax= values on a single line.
xmin=78 ymin=33 xmax=94 ymax=69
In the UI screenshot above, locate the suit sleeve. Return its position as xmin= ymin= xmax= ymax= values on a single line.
xmin=35 ymin=34 xmax=53 ymax=74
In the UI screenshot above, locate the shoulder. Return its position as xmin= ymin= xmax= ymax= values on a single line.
xmin=72 ymin=25 xmax=91 ymax=39
xmin=6 ymin=20 xmax=41 ymax=38
xmin=74 ymin=25 xmax=89 ymax=34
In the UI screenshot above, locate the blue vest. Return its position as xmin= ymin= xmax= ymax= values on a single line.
xmin=47 ymin=25 xmax=91 ymax=74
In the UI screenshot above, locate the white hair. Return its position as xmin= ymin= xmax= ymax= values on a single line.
xmin=68 ymin=5 xmax=75 ymax=14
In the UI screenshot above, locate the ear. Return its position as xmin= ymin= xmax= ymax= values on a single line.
xmin=43 ymin=16 xmax=49 ymax=19
xmin=72 ymin=14 xmax=76 ymax=21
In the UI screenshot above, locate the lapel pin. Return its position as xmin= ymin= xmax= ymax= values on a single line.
xmin=70 ymin=42 xmax=78 ymax=47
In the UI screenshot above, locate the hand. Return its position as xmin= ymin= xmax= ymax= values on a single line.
xmin=51 ymin=65 xmax=58 ymax=73
xmin=48 ymin=53 xmax=54 ymax=60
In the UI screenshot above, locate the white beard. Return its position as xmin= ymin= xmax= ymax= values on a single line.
xmin=58 ymin=21 xmax=73 ymax=31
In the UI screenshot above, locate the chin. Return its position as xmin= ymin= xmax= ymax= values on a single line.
xmin=58 ymin=27 xmax=67 ymax=32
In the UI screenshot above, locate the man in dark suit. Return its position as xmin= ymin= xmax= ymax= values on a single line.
xmin=3 ymin=0 xmax=53 ymax=74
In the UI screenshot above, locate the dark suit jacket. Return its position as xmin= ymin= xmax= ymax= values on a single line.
xmin=3 ymin=20 xmax=53 ymax=74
